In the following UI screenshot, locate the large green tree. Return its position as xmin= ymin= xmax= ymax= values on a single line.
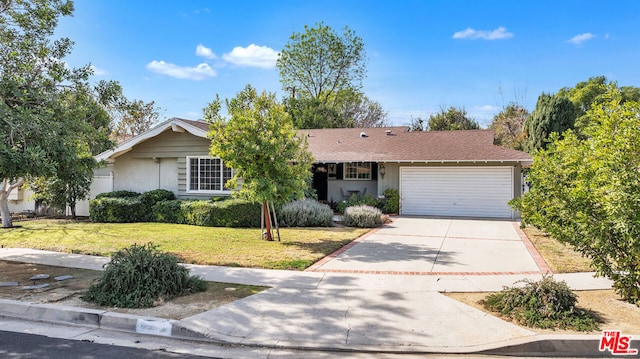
xmin=205 ymin=85 xmax=313 ymax=240
xmin=523 ymin=93 xmax=575 ymax=152
xmin=285 ymin=89 xmax=388 ymax=129
xmin=519 ymin=88 xmax=640 ymax=304
xmin=489 ymin=103 xmax=528 ymax=150
xmin=426 ymin=106 xmax=480 ymax=131
xmin=0 ymin=0 xmax=115 ymax=227
xmin=556 ymin=76 xmax=640 ymax=134
xmin=29 ymin=86 xmax=114 ymax=217
xmin=277 ymin=22 xmax=386 ymax=128
xmin=110 ymin=99 xmax=161 ymax=143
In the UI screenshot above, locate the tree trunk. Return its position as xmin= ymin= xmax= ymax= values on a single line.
xmin=1 ymin=178 xmax=25 ymax=228
xmin=270 ymin=202 xmax=280 ymax=241
xmin=69 ymin=202 xmax=77 ymax=219
xmin=262 ymin=201 xmax=273 ymax=241
xmin=0 ymin=194 xmax=12 ymax=228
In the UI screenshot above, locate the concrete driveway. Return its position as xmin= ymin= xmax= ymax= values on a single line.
xmin=310 ymin=217 xmax=544 ymax=274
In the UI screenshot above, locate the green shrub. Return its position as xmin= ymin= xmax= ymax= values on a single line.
xmin=83 ymin=243 xmax=206 ymax=308
xmin=138 ymin=189 xmax=176 ymax=221
xmin=151 ymin=199 xmax=184 ymax=223
xmin=337 ymin=194 xmax=382 ymax=214
xmin=155 ymin=199 xmax=261 ymax=227
xmin=483 ymin=276 xmax=600 ymax=331
xmin=382 ymin=188 xmax=399 ymax=214
xmin=206 ymin=199 xmax=261 ymax=227
xmin=140 ymin=189 xmax=176 ymax=209
xmin=95 ymin=190 xmax=141 ymax=199
xmin=180 ymin=200 xmax=216 ymax=226
xmin=343 ymin=205 xmax=383 ymax=228
xmin=89 ymin=197 xmax=146 ymax=223
xmin=279 ymin=199 xmax=333 ymax=227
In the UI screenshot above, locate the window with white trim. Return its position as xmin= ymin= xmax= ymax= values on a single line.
xmin=344 ymin=162 xmax=371 ymax=180
xmin=187 ymin=157 xmax=233 ymax=192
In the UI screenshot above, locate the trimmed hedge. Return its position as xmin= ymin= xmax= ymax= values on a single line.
xmin=91 ymin=190 xmax=262 ymax=228
xmin=89 ymin=197 xmax=146 ymax=223
xmin=151 ymin=199 xmax=183 ymax=224
xmin=95 ymin=190 xmax=140 ymax=199
xmin=91 ymin=189 xmax=176 ymax=223
xmin=140 ymin=189 xmax=176 ymax=210
xmin=151 ymin=199 xmax=261 ymax=227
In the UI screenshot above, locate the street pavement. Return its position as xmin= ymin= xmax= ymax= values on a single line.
xmin=0 ymin=217 xmax=620 ymax=356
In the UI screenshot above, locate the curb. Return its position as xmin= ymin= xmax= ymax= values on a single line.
xmin=1 ymin=299 xmax=633 ymax=357
xmin=0 ymin=299 xmax=210 ymax=343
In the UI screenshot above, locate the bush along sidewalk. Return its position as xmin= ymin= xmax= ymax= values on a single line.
xmin=82 ymin=243 xmax=207 ymax=308
xmin=482 ymin=275 xmax=601 ymax=331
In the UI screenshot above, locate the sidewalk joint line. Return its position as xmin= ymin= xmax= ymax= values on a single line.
xmin=430 ymin=220 xmax=451 ymax=272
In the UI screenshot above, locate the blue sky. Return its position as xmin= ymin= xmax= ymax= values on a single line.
xmin=57 ymin=0 xmax=640 ymax=127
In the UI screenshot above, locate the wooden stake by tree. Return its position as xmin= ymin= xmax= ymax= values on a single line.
xmin=206 ymin=85 xmax=313 ymax=240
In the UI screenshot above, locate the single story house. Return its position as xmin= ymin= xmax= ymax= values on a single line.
xmin=9 ymin=117 xmax=532 ymax=219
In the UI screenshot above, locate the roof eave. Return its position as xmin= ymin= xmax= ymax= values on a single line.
xmin=95 ymin=118 xmax=209 ymax=161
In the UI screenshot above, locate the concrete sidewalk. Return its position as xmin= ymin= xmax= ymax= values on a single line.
xmin=0 ymin=247 xmax=616 ymax=356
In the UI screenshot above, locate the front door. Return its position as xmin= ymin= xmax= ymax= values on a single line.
xmin=312 ymin=165 xmax=328 ymax=201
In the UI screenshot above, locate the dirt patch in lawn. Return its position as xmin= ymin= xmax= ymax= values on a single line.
xmin=0 ymin=260 xmax=266 ymax=320
xmin=445 ymin=290 xmax=640 ymax=334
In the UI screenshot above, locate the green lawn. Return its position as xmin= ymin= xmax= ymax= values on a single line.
xmin=1 ymin=220 xmax=369 ymax=270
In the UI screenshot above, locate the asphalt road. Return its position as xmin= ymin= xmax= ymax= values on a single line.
xmin=0 ymin=330 xmax=218 ymax=359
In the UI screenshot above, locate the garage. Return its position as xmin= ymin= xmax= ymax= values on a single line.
xmin=400 ymin=166 xmax=514 ymax=218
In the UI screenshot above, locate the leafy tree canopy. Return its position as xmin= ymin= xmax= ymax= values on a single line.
xmin=523 ymin=93 xmax=575 ymax=152
xmin=277 ymin=22 xmax=365 ymax=102
xmin=490 ymin=103 xmax=528 ymax=150
xmin=277 ymin=22 xmax=386 ymax=128
xmin=556 ymin=75 xmax=640 ymax=133
xmin=0 ymin=0 xmax=120 ymax=226
xmin=110 ymin=99 xmax=161 ymax=143
xmin=518 ymin=87 xmax=640 ymax=304
xmin=205 ymin=84 xmax=313 ymax=205
xmin=426 ymin=106 xmax=480 ymax=131
xmin=286 ymin=88 xmax=387 ymax=129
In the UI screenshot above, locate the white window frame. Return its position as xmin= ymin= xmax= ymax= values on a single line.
xmin=344 ymin=162 xmax=372 ymax=180
xmin=186 ymin=156 xmax=233 ymax=194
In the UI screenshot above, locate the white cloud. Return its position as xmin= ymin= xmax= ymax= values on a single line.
xmin=90 ymin=65 xmax=107 ymax=76
xmin=568 ymin=33 xmax=596 ymax=44
xmin=453 ymin=26 xmax=514 ymax=40
xmin=146 ymin=60 xmax=217 ymax=80
xmin=474 ymin=104 xmax=499 ymax=112
xmin=195 ymin=44 xmax=217 ymax=59
xmin=222 ymin=44 xmax=278 ymax=69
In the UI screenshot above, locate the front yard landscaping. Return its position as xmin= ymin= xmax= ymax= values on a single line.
xmin=1 ymin=219 xmax=369 ymax=270
xmin=447 ymin=225 xmax=640 ymax=334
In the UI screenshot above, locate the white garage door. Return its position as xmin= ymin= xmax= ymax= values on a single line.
xmin=400 ymin=166 xmax=514 ymax=218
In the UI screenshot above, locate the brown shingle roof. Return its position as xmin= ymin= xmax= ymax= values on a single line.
xmin=175 ymin=118 xmax=210 ymax=131
xmin=302 ymin=127 xmax=531 ymax=163
xmin=166 ymin=118 xmax=531 ymax=164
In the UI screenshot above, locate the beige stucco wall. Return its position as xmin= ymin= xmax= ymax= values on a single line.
xmin=109 ymin=129 xmax=215 ymax=199
xmin=7 ymin=187 xmax=35 ymax=213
